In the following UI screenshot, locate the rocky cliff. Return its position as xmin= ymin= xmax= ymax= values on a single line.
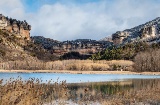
xmin=0 ymin=14 xmax=31 ymax=40
xmin=109 ymin=17 xmax=160 ymax=45
xmin=0 ymin=14 xmax=59 ymax=62
xmin=31 ymin=36 xmax=113 ymax=56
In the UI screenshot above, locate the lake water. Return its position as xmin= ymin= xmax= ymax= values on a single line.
xmin=0 ymin=73 xmax=160 ymax=83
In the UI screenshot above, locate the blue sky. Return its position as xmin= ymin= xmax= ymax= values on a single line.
xmin=0 ymin=0 xmax=160 ymax=41
xmin=22 ymin=0 xmax=114 ymax=12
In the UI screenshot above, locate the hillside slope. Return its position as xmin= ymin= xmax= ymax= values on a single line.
xmin=0 ymin=29 xmax=58 ymax=62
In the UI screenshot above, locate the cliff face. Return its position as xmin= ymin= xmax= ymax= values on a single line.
xmin=31 ymin=36 xmax=113 ymax=56
xmin=0 ymin=14 xmax=31 ymax=40
xmin=111 ymin=17 xmax=160 ymax=45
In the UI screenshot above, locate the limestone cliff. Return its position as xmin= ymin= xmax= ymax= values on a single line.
xmin=31 ymin=36 xmax=113 ymax=57
xmin=110 ymin=17 xmax=160 ymax=45
xmin=0 ymin=14 xmax=31 ymax=40
xmin=0 ymin=14 xmax=59 ymax=62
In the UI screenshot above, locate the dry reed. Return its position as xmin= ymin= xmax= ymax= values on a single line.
xmin=0 ymin=60 xmax=133 ymax=71
xmin=0 ymin=78 xmax=160 ymax=105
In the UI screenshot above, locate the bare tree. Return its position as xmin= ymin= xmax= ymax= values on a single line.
xmin=134 ymin=49 xmax=160 ymax=72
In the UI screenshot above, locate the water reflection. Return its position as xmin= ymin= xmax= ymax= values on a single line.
xmin=0 ymin=75 xmax=160 ymax=104
xmin=67 ymin=79 xmax=160 ymax=102
xmin=0 ymin=73 xmax=160 ymax=83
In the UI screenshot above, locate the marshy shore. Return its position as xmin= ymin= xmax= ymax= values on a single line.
xmin=0 ymin=69 xmax=160 ymax=75
xmin=0 ymin=60 xmax=160 ymax=75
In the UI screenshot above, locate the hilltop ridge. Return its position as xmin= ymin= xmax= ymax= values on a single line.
xmin=107 ymin=17 xmax=160 ymax=45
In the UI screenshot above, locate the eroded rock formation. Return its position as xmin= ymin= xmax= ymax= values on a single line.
xmin=112 ymin=31 xmax=129 ymax=45
xmin=111 ymin=17 xmax=160 ymax=45
xmin=0 ymin=14 xmax=31 ymax=40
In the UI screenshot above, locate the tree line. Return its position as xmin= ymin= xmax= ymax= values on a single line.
xmin=90 ymin=42 xmax=160 ymax=60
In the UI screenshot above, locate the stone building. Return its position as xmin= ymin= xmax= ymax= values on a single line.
xmin=0 ymin=14 xmax=31 ymax=40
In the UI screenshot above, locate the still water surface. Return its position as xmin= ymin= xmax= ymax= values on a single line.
xmin=0 ymin=73 xmax=160 ymax=83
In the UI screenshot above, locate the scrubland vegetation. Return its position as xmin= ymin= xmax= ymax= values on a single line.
xmin=0 ymin=29 xmax=59 ymax=62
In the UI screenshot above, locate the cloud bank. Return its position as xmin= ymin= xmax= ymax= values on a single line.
xmin=0 ymin=0 xmax=160 ymax=41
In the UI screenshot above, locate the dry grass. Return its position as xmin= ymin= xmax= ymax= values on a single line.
xmin=106 ymin=60 xmax=134 ymax=71
xmin=0 ymin=78 xmax=160 ymax=105
xmin=100 ymin=80 xmax=160 ymax=105
xmin=106 ymin=60 xmax=134 ymax=67
xmin=0 ymin=60 xmax=134 ymax=71
xmin=101 ymin=86 xmax=160 ymax=105
xmin=0 ymin=78 xmax=68 ymax=105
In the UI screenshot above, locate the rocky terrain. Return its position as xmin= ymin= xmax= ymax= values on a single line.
xmin=0 ymin=14 xmax=59 ymax=62
xmin=1 ymin=13 xmax=160 ymax=62
xmin=108 ymin=17 xmax=160 ymax=45
xmin=31 ymin=36 xmax=113 ymax=57
xmin=0 ymin=14 xmax=31 ymax=40
xmin=34 ymin=17 xmax=160 ymax=55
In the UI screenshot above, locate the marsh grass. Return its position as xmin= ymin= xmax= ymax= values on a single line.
xmin=0 ymin=60 xmax=133 ymax=71
xmin=0 ymin=78 xmax=160 ymax=105
xmin=100 ymin=79 xmax=160 ymax=105
xmin=0 ymin=78 xmax=68 ymax=105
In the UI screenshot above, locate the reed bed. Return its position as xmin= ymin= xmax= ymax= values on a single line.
xmin=0 ymin=60 xmax=133 ymax=71
xmin=0 ymin=78 xmax=68 ymax=105
xmin=0 ymin=78 xmax=160 ymax=105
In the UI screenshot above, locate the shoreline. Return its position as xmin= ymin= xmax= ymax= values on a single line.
xmin=0 ymin=70 xmax=160 ymax=75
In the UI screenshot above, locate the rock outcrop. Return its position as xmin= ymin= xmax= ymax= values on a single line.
xmin=111 ymin=17 xmax=160 ymax=45
xmin=112 ymin=31 xmax=129 ymax=45
xmin=31 ymin=36 xmax=113 ymax=56
xmin=0 ymin=14 xmax=31 ymax=40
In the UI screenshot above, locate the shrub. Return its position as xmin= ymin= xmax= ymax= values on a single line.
xmin=133 ymin=49 xmax=160 ymax=72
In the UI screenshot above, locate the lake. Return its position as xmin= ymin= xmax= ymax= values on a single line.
xmin=0 ymin=73 xmax=160 ymax=83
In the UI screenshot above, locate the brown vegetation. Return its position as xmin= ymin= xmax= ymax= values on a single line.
xmin=0 ymin=60 xmax=133 ymax=71
xmin=101 ymin=79 xmax=160 ymax=105
xmin=0 ymin=78 xmax=68 ymax=105
xmin=133 ymin=49 xmax=160 ymax=72
xmin=0 ymin=78 xmax=160 ymax=105
xmin=0 ymin=29 xmax=59 ymax=62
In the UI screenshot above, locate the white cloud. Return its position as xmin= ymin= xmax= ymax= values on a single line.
xmin=0 ymin=0 xmax=160 ymax=41
xmin=0 ymin=0 xmax=25 ymax=19
xmin=29 ymin=2 xmax=119 ymax=40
